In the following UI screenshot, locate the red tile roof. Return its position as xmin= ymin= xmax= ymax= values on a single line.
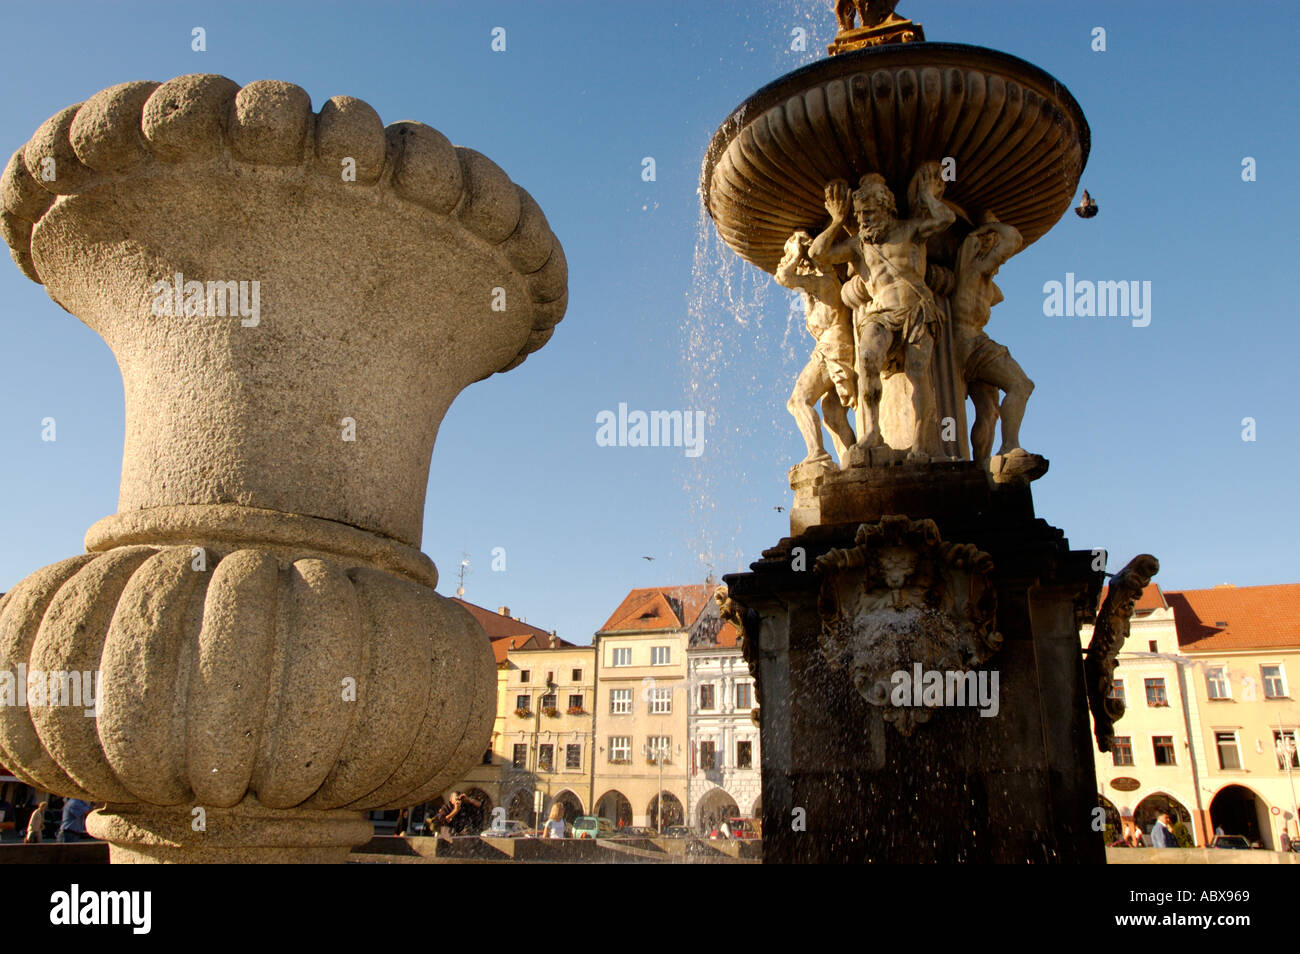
xmin=454 ymin=599 xmax=552 ymax=641
xmin=1170 ymin=584 xmax=1300 ymax=652
xmin=598 ymin=584 xmax=740 ymax=645
xmin=451 ymin=599 xmax=574 ymax=664
xmin=490 ymin=635 xmax=537 ymax=664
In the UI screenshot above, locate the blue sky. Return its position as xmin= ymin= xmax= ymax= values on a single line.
xmin=1 ymin=1 xmax=1297 ymax=646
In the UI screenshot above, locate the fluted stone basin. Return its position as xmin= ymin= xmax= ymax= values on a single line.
xmin=0 ymin=75 xmax=567 ymax=862
xmin=702 ymin=43 xmax=1090 ymax=274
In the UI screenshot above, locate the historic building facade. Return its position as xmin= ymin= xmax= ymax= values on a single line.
xmin=497 ymin=642 xmax=597 ymax=825
xmin=1083 ymin=582 xmax=1300 ymax=849
xmin=1082 ymin=586 xmax=1202 ymax=844
xmin=589 ymin=586 xmax=700 ymax=829
xmin=422 ymin=601 xmax=578 ymax=832
xmin=686 ymin=597 xmax=761 ymax=832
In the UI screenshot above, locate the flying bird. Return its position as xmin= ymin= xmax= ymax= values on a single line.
xmin=642 ymin=556 xmax=655 ymax=562
xmin=774 ymin=506 xmax=786 ymax=513
xmin=1075 ymin=190 xmax=1099 ymax=219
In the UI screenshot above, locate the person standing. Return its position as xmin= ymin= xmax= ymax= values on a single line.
xmin=543 ymin=803 xmax=567 ymax=839
xmin=24 ymin=801 xmax=47 ymax=844
xmin=1151 ymin=812 xmax=1175 ymax=848
xmin=58 ymin=798 xmax=92 ymax=842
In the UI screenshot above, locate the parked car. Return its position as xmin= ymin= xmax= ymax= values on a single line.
xmin=572 ymin=816 xmax=617 ymax=839
xmin=1210 ymin=834 xmax=1252 ymax=850
xmin=711 ymin=817 xmax=761 ymax=840
xmin=662 ymin=826 xmax=694 ymax=839
xmin=481 ymin=820 xmax=531 ymax=838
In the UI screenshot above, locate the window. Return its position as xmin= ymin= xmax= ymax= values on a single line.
xmin=1144 ymin=678 xmax=1168 ymax=707
xmin=546 ymin=671 xmax=555 ymax=685
xmin=1111 ymin=736 xmax=1133 ymax=766
xmin=611 ymin=647 xmax=632 ymax=667
xmin=1207 ymin=667 xmax=1230 ymax=700
xmin=1109 ymin=679 xmax=1125 ymax=706
xmin=1215 ymin=731 xmax=1241 ymax=770
xmin=651 ymin=646 xmax=671 ymax=666
xmin=1147 ymin=640 xmax=1158 ymax=653
xmin=699 ymin=740 xmax=716 ymax=771
xmin=737 ymin=740 xmax=753 ymax=769
xmin=649 ymin=687 xmax=672 ymax=714
xmin=519 ymin=670 xmax=530 ymax=683
xmin=647 ymin=735 xmax=671 ymax=762
xmin=1153 ymin=735 xmax=1176 ymax=765
xmin=512 ymin=744 xmax=527 ymax=769
xmin=699 ymin=684 xmax=715 ymax=710
xmin=1262 ymin=665 xmax=1287 ymax=699
xmin=540 ymin=693 xmax=557 ymax=711
xmin=482 ymin=747 xmax=493 ymax=765
xmin=515 ymin=694 xmax=531 ymax=713
xmin=610 ymin=689 xmax=632 ymax=714
xmin=566 ymin=744 xmax=582 ymax=770
xmin=538 ymin=744 xmax=554 ymax=772
xmin=568 ymin=693 xmax=584 ymax=711
xmin=609 ymin=736 xmax=631 ymax=762
xmin=736 ymin=682 xmax=752 ymax=709
xmin=1274 ymin=730 xmax=1298 ymax=770
xmin=572 ymin=668 xmax=583 ymax=682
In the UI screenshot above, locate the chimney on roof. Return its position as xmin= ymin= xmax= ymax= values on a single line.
xmin=509 ymin=638 xmax=515 ymax=650
xmin=497 ymin=606 xmax=510 ymax=617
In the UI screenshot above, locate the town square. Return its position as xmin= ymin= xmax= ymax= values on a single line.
xmin=0 ymin=0 xmax=1293 ymax=936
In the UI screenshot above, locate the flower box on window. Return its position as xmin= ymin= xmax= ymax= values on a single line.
xmin=566 ymin=706 xmax=585 ymax=715
xmin=514 ymin=707 xmax=531 ymax=718
xmin=543 ymin=707 xmax=560 ymax=718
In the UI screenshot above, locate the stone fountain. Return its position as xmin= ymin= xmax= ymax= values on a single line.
xmin=0 ymin=74 xmax=566 ymax=861
xmin=707 ymin=4 xmax=1152 ymax=862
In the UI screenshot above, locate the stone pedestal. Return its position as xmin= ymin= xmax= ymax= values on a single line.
xmin=725 ymin=463 xmax=1105 ymax=863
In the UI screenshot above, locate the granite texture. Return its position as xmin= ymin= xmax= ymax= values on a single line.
xmin=0 ymin=74 xmax=566 ymax=862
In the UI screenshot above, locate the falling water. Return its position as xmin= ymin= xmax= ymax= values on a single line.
xmin=680 ymin=185 xmax=810 ymax=582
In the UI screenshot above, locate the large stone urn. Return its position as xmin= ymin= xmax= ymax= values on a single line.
xmin=0 ymin=74 xmax=567 ymax=862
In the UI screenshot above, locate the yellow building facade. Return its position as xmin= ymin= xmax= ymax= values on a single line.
xmin=1083 ymin=582 xmax=1300 ymax=849
xmin=589 ymin=586 xmax=705 ymax=829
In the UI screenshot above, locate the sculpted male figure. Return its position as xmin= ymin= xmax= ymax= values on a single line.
xmin=810 ymin=163 xmax=955 ymax=459
xmin=952 ymin=212 xmax=1037 ymax=465
xmin=774 ymin=229 xmax=857 ymax=466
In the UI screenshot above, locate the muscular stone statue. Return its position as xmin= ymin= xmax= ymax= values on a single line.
xmin=952 ymin=212 xmax=1040 ymax=473
xmin=774 ymin=230 xmax=857 ymax=466
xmin=810 ymin=163 xmax=955 ymax=460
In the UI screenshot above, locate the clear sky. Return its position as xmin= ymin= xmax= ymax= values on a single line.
xmin=1 ymin=1 xmax=1296 ymax=646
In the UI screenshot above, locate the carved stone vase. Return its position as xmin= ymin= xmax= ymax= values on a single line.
xmin=0 ymin=74 xmax=567 ymax=862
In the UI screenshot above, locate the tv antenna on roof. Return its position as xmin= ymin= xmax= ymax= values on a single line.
xmin=456 ymin=553 xmax=471 ymax=598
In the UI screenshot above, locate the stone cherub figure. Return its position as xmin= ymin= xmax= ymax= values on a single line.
xmin=952 ymin=212 xmax=1043 ymax=478
xmin=810 ymin=163 xmax=955 ymax=460
xmin=774 ymin=229 xmax=858 ymax=467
